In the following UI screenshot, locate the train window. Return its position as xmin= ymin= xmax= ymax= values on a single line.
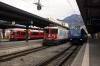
xmin=16 ymin=32 xmax=20 ymax=35
xmin=76 ymin=29 xmax=81 ymax=34
xmin=50 ymin=29 xmax=58 ymax=34
xmin=21 ymin=32 xmax=26 ymax=35
xmin=70 ymin=29 xmax=81 ymax=35
xmin=32 ymin=32 xmax=38 ymax=35
xmin=44 ymin=29 xmax=49 ymax=33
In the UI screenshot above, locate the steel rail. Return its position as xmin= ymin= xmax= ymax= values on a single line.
xmin=0 ymin=46 xmax=49 ymax=61
xmin=36 ymin=45 xmax=73 ymax=66
xmin=55 ymin=46 xmax=78 ymax=66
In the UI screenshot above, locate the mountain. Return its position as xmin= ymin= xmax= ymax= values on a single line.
xmin=63 ymin=14 xmax=84 ymax=27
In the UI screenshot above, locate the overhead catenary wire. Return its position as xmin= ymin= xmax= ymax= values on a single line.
xmin=45 ymin=0 xmax=63 ymax=15
xmin=22 ymin=0 xmax=35 ymax=6
xmin=22 ymin=0 xmax=77 ymax=20
xmin=67 ymin=0 xmax=76 ymax=14
xmin=22 ymin=0 xmax=58 ymax=19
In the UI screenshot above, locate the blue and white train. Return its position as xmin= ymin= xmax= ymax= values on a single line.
xmin=69 ymin=27 xmax=87 ymax=45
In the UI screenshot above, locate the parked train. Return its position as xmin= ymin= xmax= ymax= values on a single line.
xmin=9 ymin=28 xmax=43 ymax=41
xmin=69 ymin=27 xmax=87 ymax=45
xmin=42 ymin=25 xmax=70 ymax=46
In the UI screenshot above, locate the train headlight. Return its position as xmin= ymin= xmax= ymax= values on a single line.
xmin=70 ymin=39 xmax=72 ymax=40
xmin=80 ymin=39 xmax=82 ymax=40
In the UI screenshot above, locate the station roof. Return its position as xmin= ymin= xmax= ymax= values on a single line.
xmin=0 ymin=23 xmax=43 ymax=30
xmin=0 ymin=23 xmax=25 ymax=29
xmin=76 ymin=0 xmax=100 ymax=34
xmin=0 ymin=2 xmax=69 ymax=29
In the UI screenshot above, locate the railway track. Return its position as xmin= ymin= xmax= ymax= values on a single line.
xmin=36 ymin=45 xmax=79 ymax=66
xmin=0 ymin=46 xmax=49 ymax=61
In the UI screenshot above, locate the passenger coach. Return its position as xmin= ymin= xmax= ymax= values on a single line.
xmin=9 ymin=28 xmax=43 ymax=41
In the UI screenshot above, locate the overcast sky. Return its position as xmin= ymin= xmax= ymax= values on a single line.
xmin=0 ymin=0 xmax=80 ymax=20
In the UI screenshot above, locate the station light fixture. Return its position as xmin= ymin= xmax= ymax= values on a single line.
xmin=12 ymin=21 xmax=15 ymax=25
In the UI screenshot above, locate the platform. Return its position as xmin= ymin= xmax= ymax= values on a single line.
xmin=71 ymin=37 xmax=100 ymax=66
xmin=0 ymin=40 xmax=42 ymax=56
xmin=0 ymin=39 xmax=9 ymax=42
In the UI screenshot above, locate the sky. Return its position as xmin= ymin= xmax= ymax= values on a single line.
xmin=0 ymin=0 xmax=80 ymax=20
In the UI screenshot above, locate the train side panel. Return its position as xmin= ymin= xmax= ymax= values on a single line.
xmin=10 ymin=29 xmax=26 ymax=40
xmin=30 ymin=30 xmax=43 ymax=39
xmin=9 ymin=28 xmax=43 ymax=41
xmin=58 ymin=29 xmax=69 ymax=42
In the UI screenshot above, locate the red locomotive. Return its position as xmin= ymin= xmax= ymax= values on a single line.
xmin=43 ymin=25 xmax=69 ymax=46
xmin=9 ymin=28 xmax=43 ymax=41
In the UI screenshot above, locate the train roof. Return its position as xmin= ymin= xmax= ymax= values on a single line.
xmin=11 ymin=28 xmax=25 ymax=30
xmin=30 ymin=30 xmax=43 ymax=32
xmin=70 ymin=27 xmax=83 ymax=30
xmin=44 ymin=26 xmax=67 ymax=30
xmin=11 ymin=28 xmax=43 ymax=32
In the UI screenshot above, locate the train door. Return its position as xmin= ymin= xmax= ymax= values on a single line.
xmin=21 ymin=31 xmax=26 ymax=39
xmin=16 ymin=31 xmax=20 ymax=40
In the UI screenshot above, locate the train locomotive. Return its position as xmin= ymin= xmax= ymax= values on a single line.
xmin=42 ymin=25 xmax=69 ymax=46
xmin=69 ymin=27 xmax=87 ymax=45
xmin=9 ymin=28 xmax=43 ymax=41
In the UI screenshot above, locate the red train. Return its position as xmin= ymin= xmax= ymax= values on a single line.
xmin=9 ymin=28 xmax=43 ymax=41
xmin=42 ymin=25 xmax=70 ymax=46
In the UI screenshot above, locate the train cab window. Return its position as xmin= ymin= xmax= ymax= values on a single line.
xmin=70 ymin=29 xmax=81 ymax=35
xmin=76 ymin=29 xmax=81 ymax=35
xmin=50 ymin=29 xmax=58 ymax=34
xmin=32 ymin=32 xmax=38 ymax=35
xmin=16 ymin=32 xmax=20 ymax=35
xmin=44 ymin=29 xmax=49 ymax=33
xmin=21 ymin=32 xmax=26 ymax=35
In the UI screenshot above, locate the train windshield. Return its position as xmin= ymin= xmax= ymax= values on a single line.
xmin=70 ymin=29 xmax=81 ymax=35
xmin=44 ymin=29 xmax=58 ymax=34
xmin=50 ymin=29 xmax=58 ymax=34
